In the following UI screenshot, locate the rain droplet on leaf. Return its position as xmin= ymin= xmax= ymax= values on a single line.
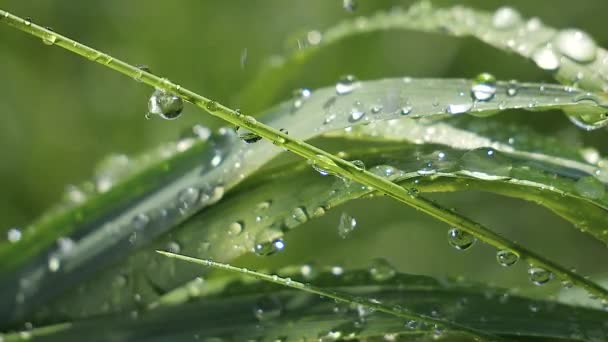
xmin=471 ymin=73 xmax=497 ymax=102
xmin=148 ymin=89 xmax=184 ymax=120
xmin=528 ymin=267 xmax=553 ymax=285
xmin=496 ymin=250 xmax=519 ymax=267
xmin=447 ymin=228 xmax=476 ymax=250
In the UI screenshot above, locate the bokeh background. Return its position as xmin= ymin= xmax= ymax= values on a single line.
xmin=1 ymin=0 xmax=608 ymax=297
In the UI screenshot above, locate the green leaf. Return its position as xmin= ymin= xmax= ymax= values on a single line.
xmin=11 ymin=266 xmax=608 ymax=341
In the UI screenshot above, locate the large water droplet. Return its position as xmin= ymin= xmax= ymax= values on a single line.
xmin=229 ymin=221 xmax=244 ymax=235
xmin=492 ymin=6 xmax=522 ymax=30
xmin=447 ymin=228 xmax=476 ymax=250
xmin=460 ymin=148 xmax=512 ymax=179
xmin=7 ymin=228 xmax=21 ymax=243
xmin=148 ymin=89 xmax=184 ymax=120
xmin=531 ymin=46 xmax=561 ymax=71
xmin=575 ymin=176 xmax=605 ymax=200
xmin=336 ymin=75 xmax=359 ymax=95
xmin=553 ymin=29 xmax=597 ymax=63
xmin=369 ymin=258 xmax=396 ymax=281
xmin=471 ymin=73 xmax=497 ymax=101
xmin=253 ymin=296 xmax=282 ymax=321
xmin=254 ymin=238 xmax=285 ymax=256
xmin=528 ymin=267 xmax=553 ymax=285
xmin=166 ymin=241 xmax=181 ymax=254
xmin=338 ymin=212 xmax=357 ymax=238
xmin=496 ymin=250 xmax=519 ymax=267
xmin=291 ymin=207 xmax=308 ymax=223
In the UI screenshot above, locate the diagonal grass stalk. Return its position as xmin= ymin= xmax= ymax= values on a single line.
xmin=1 ymin=9 xmax=607 ymax=302
xmin=156 ymin=250 xmax=505 ymax=341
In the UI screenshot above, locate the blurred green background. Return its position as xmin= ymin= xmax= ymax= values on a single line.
xmin=1 ymin=0 xmax=608 ymax=293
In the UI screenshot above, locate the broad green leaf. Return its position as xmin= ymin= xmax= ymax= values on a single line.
xmin=3 ymin=78 xmax=607 ymax=324
xmin=240 ymin=1 xmax=608 ymax=116
xmin=9 ymin=267 xmax=608 ymax=341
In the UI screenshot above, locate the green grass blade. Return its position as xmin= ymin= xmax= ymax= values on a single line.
xmin=240 ymin=1 xmax=608 ymax=114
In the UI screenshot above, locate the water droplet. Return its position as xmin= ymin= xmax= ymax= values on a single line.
xmin=205 ymin=101 xmax=219 ymax=112
xmin=447 ymin=228 xmax=476 ymax=250
xmin=343 ymin=0 xmax=357 ymax=12
xmin=400 ymin=106 xmax=413 ymax=115
xmin=331 ymin=265 xmax=344 ymax=276
xmin=446 ymin=102 xmax=473 ymax=115
xmin=291 ymin=207 xmax=308 ymax=223
xmin=254 ymin=238 xmax=285 ymax=256
xmin=496 ymin=250 xmax=519 ymax=267
xmin=148 ymin=89 xmax=184 ymax=120
xmin=349 ymin=101 xmax=366 ymax=122
xmin=300 ymin=264 xmax=319 ymax=280
xmin=256 ymin=201 xmax=272 ymax=211
xmin=253 ymin=296 xmax=282 ymax=321
xmin=471 ymin=73 xmax=497 ymax=101
xmin=370 ymin=104 xmax=383 ymax=114
xmin=310 ymin=154 xmax=341 ymax=177
xmin=292 ymin=88 xmax=312 ymax=110
xmin=528 ymin=267 xmax=553 ymax=285
xmin=229 ymin=221 xmax=244 ymax=235
xmin=177 ymin=187 xmax=200 ymax=211
xmin=554 ymin=29 xmax=597 ymax=63
xmin=338 ymin=212 xmax=357 ymax=238
xmin=48 ymin=256 xmax=60 ymax=272
xmin=575 ymin=176 xmax=605 ymax=200
xmin=351 ymin=160 xmax=365 ymax=171
xmin=532 ymin=46 xmax=561 ymax=71
xmin=492 ymin=6 xmax=522 ymax=30
xmin=7 ymin=228 xmax=21 ymax=243
xmin=369 ymin=258 xmax=396 ymax=281
xmin=166 ymin=241 xmax=181 ymax=254
xmin=336 ymin=75 xmax=359 ymax=95
xmin=506 ymin=80 xmax=519 ymax=96
xmin=238 ymin=131 xmax=262 ymax=144
xmin=23 ymin=17 xmax=32 ymax=26
xmin=460 ymin=148 xmax=512 ymax=179
xmin=41 ymin=28 xmax=57 ymax=45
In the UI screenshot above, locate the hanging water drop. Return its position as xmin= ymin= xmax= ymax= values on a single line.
xmin=337 ymin=212 xmax=357 ymax=238
xmin=336 ymin=75 xmax=359 ymax=95
xmin=531 ymin=46 xmax=561 ymax=71
xmin=291 ymin=207 xmax=308 ymax=223
xmin=369 ymin=258 xmax=397 ymax=281
xmin=310 ymin=154 xmax=341 ymax=177
xmin=553 ymin=29 xmax=597 ymax=63
xmin=253 ymin=296 xmax=282 ymax=321
xmin=7 ymin=228 xmax=22 ymax=243
xmin=148 ymin=89 xmax=184 ymax=120
xmin=496 ymin=250 xmax=519 ymax=267
xmin=575 ymin=176 xmax=605 ymax=200
xmin=351 ymin=160 xmax=365 ymax=171
xmin=447 ymin=228 xmax=476 ymax=250
xmin=528 ymin=267 xmax=553 ymax=285
xmin=492 ymin=7 xmax=522 ymax=30
xmin=254 ymin=238 xmax=285 ymax=256
xmin=471 ymin=73 xmax=497 ymax=101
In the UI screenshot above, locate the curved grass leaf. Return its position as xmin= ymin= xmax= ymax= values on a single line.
xmin=10 ymin=266 xmax=608 ymax=341
xmin=2 ymin=78 xmax=607 ymax=324
xmin=240 ymin=1 xmax=608 ymax=116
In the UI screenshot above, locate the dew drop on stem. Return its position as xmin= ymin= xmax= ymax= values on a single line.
xmin=148 ymin=89 xmax=184 ymax=120
xmin=447 ymin=228 xmax=476 ymax=250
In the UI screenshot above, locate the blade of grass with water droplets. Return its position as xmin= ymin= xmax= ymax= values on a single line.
xmin=155 ymin=251 xmax=502 ymax=341
xmin=7 ymin=267 xmax=608 ymax=341
xmin=240 ymin=1 xmax=608 ymax=116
